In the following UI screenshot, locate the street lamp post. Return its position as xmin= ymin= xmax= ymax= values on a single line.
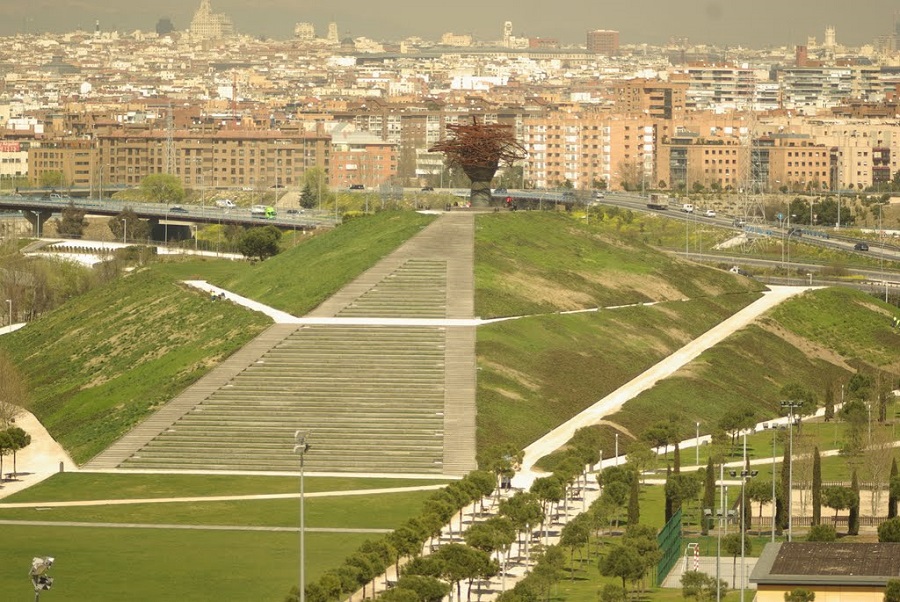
xmin=716 ymin=462 xmax=724 ymax=602
xmin=730 ymin=435 xmax=759 ymax=602
xmin=614 ymin=432 xmax=619 ymax=466
xmin=762 ymin=423 xmax=783 ymax=543
xmin=5 ymin=298 xmax=11 ymax=328
xmin=294 ymin=431 xmax=311 ymax=602
xmin=121 ymin=218 xmax=127 ymax=245
xmin=696 ymin=422 xmax=701 ymax=467
xmin=780 ymin=401 xmax=802 ymax=542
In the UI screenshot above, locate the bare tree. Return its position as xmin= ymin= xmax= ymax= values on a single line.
xmin=862 ymin=424 xmax=894 ymax=517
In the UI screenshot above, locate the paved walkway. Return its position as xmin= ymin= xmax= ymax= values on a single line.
xmin=0 ymin=409 xmax=77 ymax=500
xmin=515 ymin=285 xmax=818 ymax=487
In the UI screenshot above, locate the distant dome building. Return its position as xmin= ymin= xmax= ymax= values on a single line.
xmin=189 ymin=0 xmax=234 ymax=41
xmin=156 ymin=17 xmax=175 ymax=36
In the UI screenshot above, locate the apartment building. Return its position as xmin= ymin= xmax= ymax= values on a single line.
xmin=329 ymin=124 xmax=398 ymax=189
xmin=89 ymin=127 xmax=330 ymax=191
xmin=671 ymin=65 xmax=758 ymax=111
xmin=586 ymin=30 xmax=619 ymax=55
xmin=27 ymin=139 xmax=94 ymax=189
xmin=522 ymin=110 xmax=662 ymax=190
xmin=779 ymin=67 xmax=882 ymax=111
xmin=610 ymin=79 xmax=688 ymax=120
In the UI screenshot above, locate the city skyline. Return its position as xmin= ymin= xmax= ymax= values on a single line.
xmin=2 ymin=0 xmax=899 ymax=47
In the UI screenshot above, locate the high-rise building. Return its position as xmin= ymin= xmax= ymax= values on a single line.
xmin=189 ymin=0 xmax=234 ymax=41
xmin=586 ymin=29 xmax=619 ymax=55
xmin=326 ymin=22 xmax=339 ymax=44
xmin=824 ymin=26 xmax=836 ymax=48
xmin=502 ymin=21 xmax=513 ymax=47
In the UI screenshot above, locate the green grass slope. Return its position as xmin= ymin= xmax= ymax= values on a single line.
xmin=474 ymin=211 xmax=764 ymax=318
xmin=211 ymin=210 xmax=436 ymax=315
xmin=551 ymin=287 xmax=899 ymax=468
xmin=476 ymin=292 xmax=761 ymax=463
xmin=0 ymin=269 xmax=270 ymax=463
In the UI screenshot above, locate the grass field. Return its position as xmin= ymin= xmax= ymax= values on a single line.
xmin=0 ymin=474 xmax=439 ymax=601
xmin=0 ymin=473 xmax=450 ymax=504
xmin=0 ymin=525 xmax=368 ymax=601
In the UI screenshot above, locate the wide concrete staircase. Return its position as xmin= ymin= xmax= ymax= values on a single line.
xmin=120 ymin=325 xmax=447 ymax=473
xmin=85 ymin=212 xmax=477 ymax=476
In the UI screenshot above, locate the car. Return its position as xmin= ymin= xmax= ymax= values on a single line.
xmin=733 ymin=218 xmax=747 ymax=228
xmin=285 ymin=208 xmax=304 ymax=215
xmin=494 ymin=188 xmax=508 ymax=194
xmin=169 ymin=205 xmax=188 ymax=213
xmin=854 ymin=242 xmax=869 ymax=251
xmin=421 ymin=186 xmax=434 ymax=191
xmin=593 ymin=191 xmax=605 ymax=199
xmin=215 ymin=199 xmax=236 ymax=209
xmin=349 ymin=184 xmax=365 ymax=190
xmin=704 ymin=209 xmax=716 ymax=217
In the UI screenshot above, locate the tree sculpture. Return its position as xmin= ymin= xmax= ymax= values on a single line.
xmin=429 ymin=118 xmax=526 ymax=207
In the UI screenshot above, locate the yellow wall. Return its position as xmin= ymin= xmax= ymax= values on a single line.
xmin=757 ymin=584 xmax=884 ymax=602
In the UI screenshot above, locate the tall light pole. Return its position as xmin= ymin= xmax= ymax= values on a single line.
xmin=5 ymin=299 xmax=11 ymax=328
xmin=121 ymin=218 xmax=127 ymax=245
xmin=614 ymin=432 xmax=619 ymax=466
xmin=716 ymin=462 xmax=724 ymax=602
xmin=294 ymin=431 xmax=311 ymax=602
xmin=696 ymin=421 xmax=701 ymax=467
xmin=780 ymin=400 xmax=802 ymax=542
xmin=730 ymin=434 xmax=758 ymax=602
xmin=880 ymin=203 xmax=888 ymax=302
xmin=762 ymin=423 xmax=782 ymax=543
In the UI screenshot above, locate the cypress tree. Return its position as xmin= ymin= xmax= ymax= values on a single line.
xmin=779 ymin=441 xmax=791 ymax=532
xmin=823 ymin=383 xmax=835 ymax=422
xmin=849 ymin=470 xmax=860 ymax=536
xmin=890 ymin=458 xmax=898 ymax=520
xmin=812 ymin=446 xmax=822 ymax=526
xmin=628 ymin=474 xmax=640 ymax=525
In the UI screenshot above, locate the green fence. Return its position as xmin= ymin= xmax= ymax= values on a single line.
xmin=656 ymin=508 xmax=682 ymax=586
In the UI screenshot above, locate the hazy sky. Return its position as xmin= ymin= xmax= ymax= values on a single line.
xmin=3 ymin=0 xmax=899 ymax=47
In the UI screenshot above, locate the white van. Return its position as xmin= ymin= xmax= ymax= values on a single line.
xmin=682 ymin=203 xmax=694 ymax=213
xmin=215 ymin=199 xmax=236 ymax=209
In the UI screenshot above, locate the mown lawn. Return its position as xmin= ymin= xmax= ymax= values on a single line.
xmin=0 ymin=473 xmax=450 ymax=504
xmin=0 ymin=525 xmax=368 ymax=602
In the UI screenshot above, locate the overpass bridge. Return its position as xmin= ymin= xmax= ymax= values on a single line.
xmin=0 ymin=196 xmax=338 ymax=236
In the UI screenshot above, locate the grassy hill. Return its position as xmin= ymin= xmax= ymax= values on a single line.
xmin=474 ymin=211 xmax=764 ymax=318
xmin=0 ymin=211 xmax=436 ymax=464
xmin=473 ymin=213 xmax=899 ymax=466
xmin=529 ymin=286 xmax=900 ymax=470
xmin=153 ymin=210 xmax=436 ymax=316
xmin=0 ymin=269 xmax=270 ymax=463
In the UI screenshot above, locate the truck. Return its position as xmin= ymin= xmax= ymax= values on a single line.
xmin=251 ymin=205 xmax=277 ymax=219
xmin=681 ymin=203 xmax=694 ymax=213
xmin=646 ymin=193 xmax=670 ymax=210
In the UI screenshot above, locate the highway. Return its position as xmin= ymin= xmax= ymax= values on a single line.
xmin=0 ymin=195 xmax=338 ymax=230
